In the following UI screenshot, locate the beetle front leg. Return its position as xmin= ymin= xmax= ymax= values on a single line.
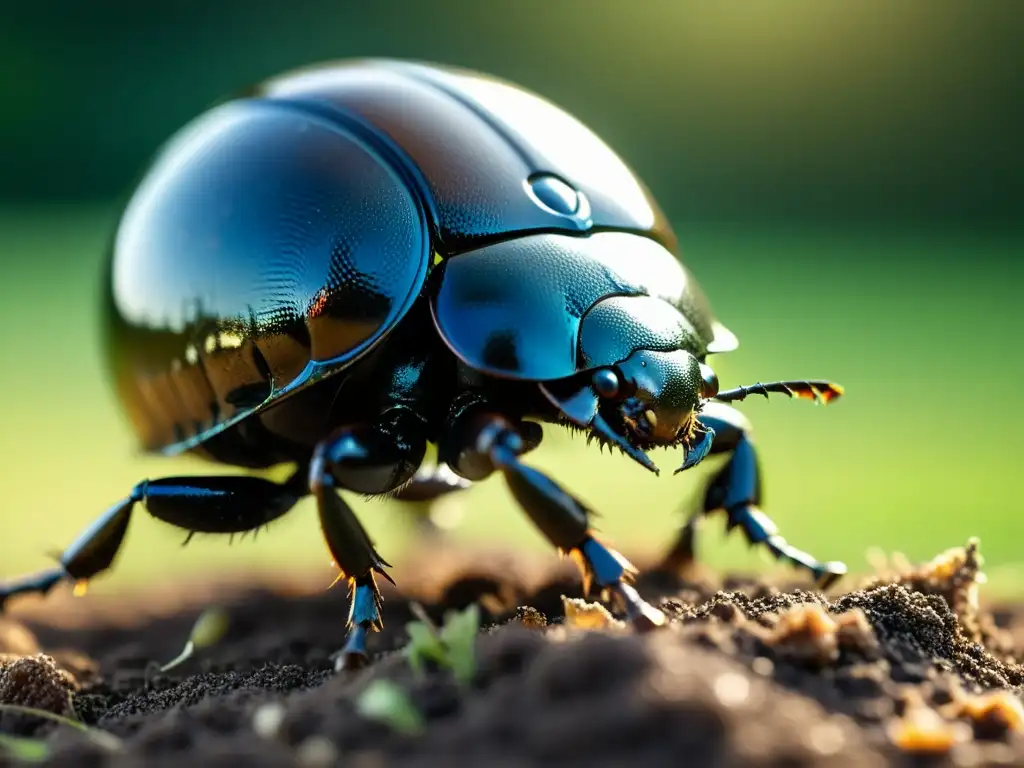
xmin=310 ymin=409 xmax=428 ymax=670
xmin=658 ymin=402 xmax=846 ymax=588
xmin=440 ymin=403 xmax=665 ymax=630
xmin=0 ymin=471 xmax=306 ymax=610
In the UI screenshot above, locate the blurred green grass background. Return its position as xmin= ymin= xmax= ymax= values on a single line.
xmin=1 ymin=0 xmax=1022 ymax=600
xmin=2 ymin=208 xmax=1022 ymax=596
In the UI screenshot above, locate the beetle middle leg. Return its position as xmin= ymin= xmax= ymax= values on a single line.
xmin=393 ymin=463 xmax=471 ymax=503
xmin=438 ymin=398 xmax=666 ymax=630
xmin=0 ymin=470 xmax=307 ymax=610
xmin=658 ymin=401 xmax=847 ymax=588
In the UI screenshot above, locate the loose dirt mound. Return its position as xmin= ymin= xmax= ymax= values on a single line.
xmin=3 ymin=540 xmax=1024 ymax=767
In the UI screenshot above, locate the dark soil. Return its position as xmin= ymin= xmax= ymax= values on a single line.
xmin=4 ymin=540 xmax=1024 ymax=767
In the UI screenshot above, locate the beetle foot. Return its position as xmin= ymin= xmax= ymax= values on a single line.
xmin=608 ymin=582 xmax=666 ymax=632
xmin=332 ymin=625 xmax=371 ymax=672
xmin=812 ymin=561 xmax=848 ymax=590
xmin=575 ymin=537 xmax=666 ymax=631
xmin=332 ymin=577 xmax=383 ymax=672
xmin=727 ymin=504 xmax=848 ymax=590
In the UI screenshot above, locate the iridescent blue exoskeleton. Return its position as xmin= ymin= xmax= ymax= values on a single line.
xmin=0 ymin=59 xmax=845 ymax=670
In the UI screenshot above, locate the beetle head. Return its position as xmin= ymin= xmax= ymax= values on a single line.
xmin=598 ymin=349 xmax=719 ymax=469
xmin=539 ymin=348 xmax=719 ymax=476
xmin=538 ymin=294 xmax=721 ymax=474
xmin=598 ymin=348 xmax=712 ymax=443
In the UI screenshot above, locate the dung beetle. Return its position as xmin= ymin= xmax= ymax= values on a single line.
xmin=0 ymin=59 xmax=845 ymax=668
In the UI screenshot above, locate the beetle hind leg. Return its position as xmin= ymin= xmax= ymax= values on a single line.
xmin=0 ymin=494 xmax=136 ymax=610
xmin=658 ymin=401 xmax=846 ymax=589
xmin=0 ymin=471 xmax=306 ymax=611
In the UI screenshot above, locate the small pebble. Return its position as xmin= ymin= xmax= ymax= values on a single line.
xmin=712 ymin=672 xmax=750 ymax=708
xmin=806 ymin=721 xmax=846 ymax=756
xmin=297 ymin=735 xmax=338 ymax=768
xmin=252 ymin=701 xmax=287 ymax=739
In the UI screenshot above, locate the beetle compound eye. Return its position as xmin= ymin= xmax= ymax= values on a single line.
xmin=592 ymin=368 xmax=621 ymax=399
xmin=699 ymin=364 xmax=719 ymax=399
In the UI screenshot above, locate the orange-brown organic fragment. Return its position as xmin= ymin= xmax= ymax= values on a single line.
xmin=764 ymin=604 xmax=878 ymax=668
xmin=765 ymin=604 xmax=839 ymax=666
xmin=561 ymin=596 xmax=623 ymax=632
xmin=887 ymin=703 xmax=970 ymax=754
xmin=834 ymin=609 xmax=878 ymax=654
xmin=944 ymin=690 xmax=1024 ymax=741
xmin=512 ymin=606 xmax=548 ymax=630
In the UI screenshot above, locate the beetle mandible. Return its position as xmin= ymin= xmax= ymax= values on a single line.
xmin=0 ymin=60 xmax=846 ymax=668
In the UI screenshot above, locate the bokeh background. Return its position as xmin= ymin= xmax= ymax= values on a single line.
xmin=2 ymin=0 xmax=1022 ymax=600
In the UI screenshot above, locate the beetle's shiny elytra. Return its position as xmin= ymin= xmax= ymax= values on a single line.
xmin=2 ymin=60 xmax=846 ymax=672
xmin=106 ymin=60 xmax=693 ymax=458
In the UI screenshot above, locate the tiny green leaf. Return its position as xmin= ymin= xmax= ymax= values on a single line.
xmin=439 ymin=604 xmax=480 ymax=688
xmin=355 ymin=679 xmax=425 ymax=736
xmin=191 ymin=607 xmax=230 ymax=648
xmin=0 ymin=734 xmax=50 ymax=763
xmin=401 ymin=603 xmax=481 ymax=685
xmin=160 ymin=606 xmax=230 ymax=672
xmin=403 ymin=620 xmax=447 ymax=679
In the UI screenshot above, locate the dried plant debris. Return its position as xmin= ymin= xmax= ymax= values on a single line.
xmin=942 ymin=690 xmax=1024 ymax=741
xmin=762 ymin=605 xmax=877 ymax=667
xmin=560 ymin=596 xmax=625 ymax=632
xmin=2 ymin=538 xmax=1024 ymax=766
xmin=510 ymin=606 xmax=548 ymax=630
xmin=887 ymin=697 xmax=972 ymax=755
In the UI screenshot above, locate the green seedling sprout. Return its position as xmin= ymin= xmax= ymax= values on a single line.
xmin=403 ymin=602 xmax=480 ymax=688
xmin=437 ymin=603 xmax=480 ymax=687
xmin=355 ymin=679 xmax=425 ymax=736
xmin=403 ymin=604 xmax=448 ymax=679
xmin=345 ymin=602 xmax=484 ymax=737
xmin=0 ymin=704 xmax=122 ymax=754
xmin=158 ymin=606 xmax=230 ymax=673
